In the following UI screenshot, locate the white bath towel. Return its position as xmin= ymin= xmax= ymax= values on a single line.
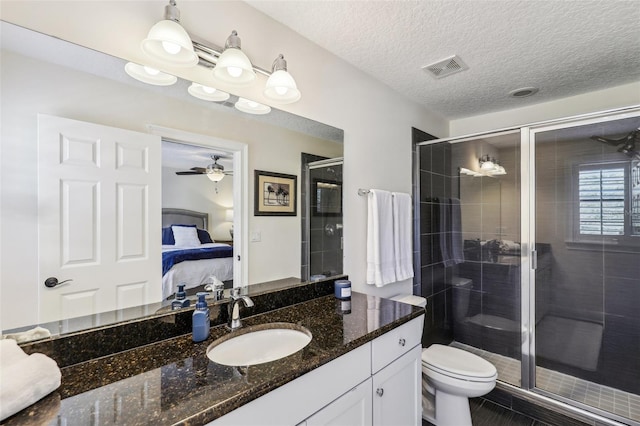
xmin=0 ymin=340 xmax=61 ymax=421
xmin=366 ymin=189 xmax=396 ymax=286
xmin=2 ymin=326 xmax=51 ymax=343
xmin=392 ymin=192 xmax=414 ymax=281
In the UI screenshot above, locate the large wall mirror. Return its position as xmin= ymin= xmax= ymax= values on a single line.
xmin=0 ymin=22 xmax=344 ymax=334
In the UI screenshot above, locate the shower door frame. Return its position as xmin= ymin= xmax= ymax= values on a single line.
xmin=524 ymin=107 xmax=640 ymax=426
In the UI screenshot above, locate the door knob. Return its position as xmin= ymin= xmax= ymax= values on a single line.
xmin=376 ymin=388 xmax=384 ymax=397
xmin=44 ymin=277 xmax=72 ymax=288
xmin=399 ymin=338 xmax=406 ymax=346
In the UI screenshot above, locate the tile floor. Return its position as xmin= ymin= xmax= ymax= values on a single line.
xmin=451 ymin=341 xmax=640 ymax=423
xmin=422 ymin=398 xmax=546 ymax=426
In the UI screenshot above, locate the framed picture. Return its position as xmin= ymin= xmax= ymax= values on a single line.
xmin=313 ymin=178 xmax=342 ymax=216
xmin=254 ymin=170 xmax=297 ymax=216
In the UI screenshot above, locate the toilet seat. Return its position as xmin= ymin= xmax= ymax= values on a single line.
xmin=422 ymin=345 xmax=497 ymax=382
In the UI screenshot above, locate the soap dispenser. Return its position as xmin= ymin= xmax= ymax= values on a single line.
xmin=171 ymin=284 xmax=190 ymax=310
xmin=192 ymin=292 xmax=210 ymax=343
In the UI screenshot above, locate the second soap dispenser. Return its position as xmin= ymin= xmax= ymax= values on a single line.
xmin=172 ymin=283 xmax=190 ymax=310
xmin=192 ymin=292 xmax=210 ymax=343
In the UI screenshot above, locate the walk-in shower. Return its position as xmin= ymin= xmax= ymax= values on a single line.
xmin=415 ymin=107 xmax=640 ymax=425
xmin=301 ymin=156 xmax=344 ymax=281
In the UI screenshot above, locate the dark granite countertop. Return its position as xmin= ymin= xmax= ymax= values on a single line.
xmin=3 ymin=292 xmax=423 ymax=425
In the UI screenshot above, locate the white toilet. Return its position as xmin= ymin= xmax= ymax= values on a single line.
xmin=391 ymin=294 xmax=498 ymax=426
xmin=422 ymin=344 xmax=497 ymax=425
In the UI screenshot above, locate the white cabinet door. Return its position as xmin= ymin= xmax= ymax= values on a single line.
xmin=306 ymin=378 xmax=372 ymax=426
xmin=37 ymin=114 xmax=161 ymax=325
xmin=372 ymin=345 xmax=422 ymax=426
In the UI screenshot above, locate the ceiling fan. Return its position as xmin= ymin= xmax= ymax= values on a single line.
xmin=590 ymin=128 xmax=640 ymax=160
xmin=175 ymin=155 xmax=233 ymax=182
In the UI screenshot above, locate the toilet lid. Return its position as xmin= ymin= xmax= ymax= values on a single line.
xmin=422 ymin=345 xmax=497 ymax=379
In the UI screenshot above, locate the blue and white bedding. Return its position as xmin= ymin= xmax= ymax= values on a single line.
xmin=161 ymin=242 xmax=233 ymax=299
xmin=162 ymin=243 xmax=233 ymax=275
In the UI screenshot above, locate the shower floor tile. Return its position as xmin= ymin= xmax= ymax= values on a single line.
xmin=450 ymin=341 xmax=640 ymax=423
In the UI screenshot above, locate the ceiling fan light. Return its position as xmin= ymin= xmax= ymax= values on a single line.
xmin=213 ymin=31 xmax=256 ymax=85
xmin=207 ymin=168 xmax=225 ymax=182
xmin=187 ymin=82 xmax=230 ymax=102
xmin=235 ymin=97 xmax=271 ymax=115
xmin=124 ymin=62 xmax=177 ymax=86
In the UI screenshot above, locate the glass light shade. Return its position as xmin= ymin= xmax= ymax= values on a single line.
xmin=187 ymin=83 xmax=230 ymax=102
xmin=141 ymin=20 xmax=198 ymax=67
xmin=264 ymin=70 xmax=301 ymax=103
xmin=234 ymin=98 xmax=271 ymax=115
xmin=124 ymin=62 xmax=177 ymax=86
xmin=207 ymin=169 xmax=225 ymax=182
xmin=213 ymin=48 xmax=256 ymax=85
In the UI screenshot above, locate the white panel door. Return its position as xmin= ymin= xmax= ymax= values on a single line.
xmin=37 ymin=114 xmax=161 ymax=324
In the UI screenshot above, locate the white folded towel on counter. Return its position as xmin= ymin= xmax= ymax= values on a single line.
xmin=0 ymin=339 xmax=61 ymax=421
xmin=2 ymin=326 xmax=51 ymax=343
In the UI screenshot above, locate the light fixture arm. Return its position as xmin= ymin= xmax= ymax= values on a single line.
xmin=191 ymin=38 xmax=271 ymax=76
xmin=272 ymin=54 xmax=287 ymax=72
xmin=164 ymin=0 xmax=180 ymax=22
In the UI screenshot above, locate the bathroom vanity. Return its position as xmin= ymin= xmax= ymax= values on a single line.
xmin=4 ymin=284 xmax=424 ymax=425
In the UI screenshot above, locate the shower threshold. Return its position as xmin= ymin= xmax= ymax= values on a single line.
xmin=451 ymin=341 xmax=640 ymax=425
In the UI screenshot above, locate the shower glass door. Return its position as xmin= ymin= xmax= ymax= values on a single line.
xmin=530 ymin=110 xmax=640 ymax=424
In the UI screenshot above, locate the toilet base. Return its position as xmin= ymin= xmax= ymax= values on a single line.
xmin=432 ymin=388 xmax=473 ymax=426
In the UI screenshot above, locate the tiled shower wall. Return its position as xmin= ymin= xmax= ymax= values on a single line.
xmin=301 ymin=153 xmax=343 ymax=280
xmin=412 ymin=128 xmax=455 ymax=346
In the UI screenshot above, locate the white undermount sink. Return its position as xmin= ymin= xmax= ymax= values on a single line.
xmin=206 ymin=322 xmax=312 ymax=366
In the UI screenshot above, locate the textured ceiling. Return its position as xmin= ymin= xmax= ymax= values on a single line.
xmin=247 ymin=0 xmax=640 ymax=120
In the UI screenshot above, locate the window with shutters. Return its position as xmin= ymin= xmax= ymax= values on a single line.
xmin=573 ymin=161 xmax=640 ymax=245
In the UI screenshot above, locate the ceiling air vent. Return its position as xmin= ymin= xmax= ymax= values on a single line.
xmin=422 ymin=55 xmax=468 ymax=79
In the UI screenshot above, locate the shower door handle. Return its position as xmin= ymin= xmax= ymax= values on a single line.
xmin=531 ymin=250 xmax=538 ymax=270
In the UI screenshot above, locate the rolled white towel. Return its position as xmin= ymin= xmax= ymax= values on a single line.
xmin=0 ymin=339 xmax=28 ymax=366
xmin=0 ymin=340 xmax=61 ymax=421
xmin=2 ymin=326 xmax=51 ymax=343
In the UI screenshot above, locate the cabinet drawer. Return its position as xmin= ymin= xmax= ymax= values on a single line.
xmin=371 ymin=315 xmax=424 ymax=373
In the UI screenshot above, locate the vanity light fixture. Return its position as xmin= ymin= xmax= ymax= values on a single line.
xmin=479 ymin=155 xmax=496 ymax=171
xmin=140 ymin=0 xmax=198 ymax=67
xmin=478 ymin=155 xmax=507 ymax=176
xmin=264 ymin=54 xmax=301 ymax=103
xmin=124 ymin=62 xmax=178 ymax=86
xmin=235 ymin=97 xmax=271 ymax=115
xmin=212 ymin=31 xmax=256 ymax=86
xmin=187 ymin=82 xmax=230 ymax=102
xmin=132 ymin=1 xmax=302 ymax=108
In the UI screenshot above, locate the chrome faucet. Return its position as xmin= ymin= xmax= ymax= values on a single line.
xmin=228 ymin=289 xmax=254 ymax=330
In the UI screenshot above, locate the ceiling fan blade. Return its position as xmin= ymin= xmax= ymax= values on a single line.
xmin=176 ymin=171 xmax=205 ymax=175
xmin=190 ymin=167 xmax=207 ymax=173
xmin=590 ymin=135 xmax=624 ymax=147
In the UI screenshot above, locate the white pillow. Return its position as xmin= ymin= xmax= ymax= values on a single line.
xmin=171 ymin=226 xmax=201 ymax=247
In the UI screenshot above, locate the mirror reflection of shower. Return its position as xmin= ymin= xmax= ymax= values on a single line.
xmin=302 ymin=156 xmax=344 ymax=281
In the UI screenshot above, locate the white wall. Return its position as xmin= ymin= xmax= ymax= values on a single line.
xmin=450 ymin=81 xmax=640 ymax=136
xmin=1 ymin=1 xmax=448 ymax=300
xmin=162 ymin=166 xmax=234 ymax=242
